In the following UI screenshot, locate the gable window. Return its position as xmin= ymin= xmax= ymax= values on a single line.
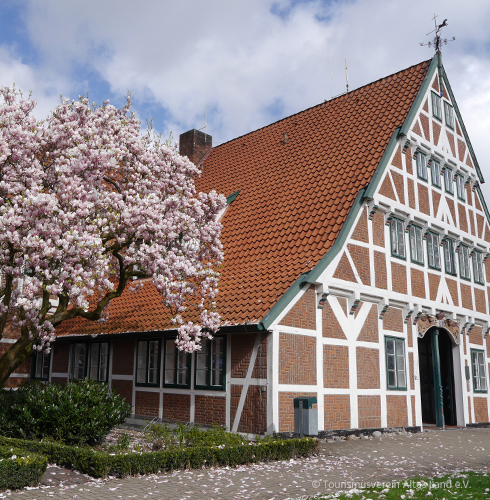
xmin=426 ymin=231 xmax=441 ymax=269
xmin=390 ymin=217 xmax=406 ymax=259
xmin=471 ymin=350 xmax=487 ymax=393
xmin=136 ymin=340 xmax=160 ymax=386
xmin=32 ymin=350 xmax=50 ymax=380
xmin=385 ymin=337 xmax=406 ymax=390
xmin=69 ymin=342 xmax=109 ymax=382
xmin=459 ymin=244 xmax=471 ymax=280
xmin=456 ymin=174 xmax=465 ymax=201
xmin=416 ymin=151 xmax=428 ymax=181
xmin=444 ymin=101 xmax=454 ymax=129
xmin=444 ymin=167 xmax=454 ymax=195
xmin=430 ymin=159 xmax=441 ymax=188
xmin=431 ymin=92 xmax=442 ymax=120
xmin=473 ymin=250 xmax=485 ymax=284
xmin=195 ymin=337 xmax=226 ymax=390
xmin=409 ymin=225 xmax=424 ymax=265
xmin=164 ymin=338 xmax=190 ymax=387
xmin=442 ymin=238 xmax=457 ymax=275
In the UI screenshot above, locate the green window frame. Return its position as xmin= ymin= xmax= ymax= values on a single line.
xmin=416 ymin=151 xmax=428 ymax=181
xmin=442 ymin=238 xmax=457 ymax=275
xmin=431 ymin=91 xmax=442 ymax=120
xmin=473 ymin=250 xmax=485 ymax=284
xmin=136 ymin=339 xmax=160 ymax=387
xmin=385 ymin=336 xmax=407 ymax=390
xmin=163 ymin=338 xmax=190 ymax=388
xmin=443 ymin=167 xmax=454 ymax=195
xmin=409 ymin=224 xmax=424 ymax=265
xmin=390 ymin=217 xmax=406 ymax=259
xmin=31 ymin=349 xmax=51 ymax=380
xmin=195 ymin=336 xmax=226 ymax=390
xmin=471 ymin=349 xmax=487 ymax=393
xmin=459 ymin=244 xmax=471 ymax=280
xmin=444 ymin=101 xmax=454 ymax=129
xmin=426 ymin=231 xmax=441 ymax=270
xmin=69 ymin=342 xmax=109 ymax=382
xmin=456 ymin=174 xmax=465 ymax=201
xmin=430 ymin=159 xmax=441 ymax=188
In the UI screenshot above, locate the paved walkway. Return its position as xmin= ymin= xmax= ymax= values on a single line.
xmin=2 ymin=427 xmax=489 ymax=499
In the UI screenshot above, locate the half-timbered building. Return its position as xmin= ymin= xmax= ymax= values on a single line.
xmin=24 ymin=53 xmax=490 ymax=433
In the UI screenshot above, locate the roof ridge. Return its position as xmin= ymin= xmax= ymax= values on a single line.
xmin=210 ymin=57 xmax=433 ymax=151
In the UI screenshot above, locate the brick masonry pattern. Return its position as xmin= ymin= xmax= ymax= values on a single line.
xmin=279 ymin=333 xmax=316 ymax=385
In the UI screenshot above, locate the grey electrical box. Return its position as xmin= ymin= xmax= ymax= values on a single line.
xmin=293 ymin=396 xmax=318 ymax=436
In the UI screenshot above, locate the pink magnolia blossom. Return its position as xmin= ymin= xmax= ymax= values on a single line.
xmin=0 ymin=88 xmax=225 ymax=383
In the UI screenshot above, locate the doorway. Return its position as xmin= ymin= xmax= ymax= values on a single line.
xmin=418 ymin=328 xmax=456 ymax=427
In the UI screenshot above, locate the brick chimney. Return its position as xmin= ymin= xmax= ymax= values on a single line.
xmin=179 ymin=129 xmax=212 ymax=165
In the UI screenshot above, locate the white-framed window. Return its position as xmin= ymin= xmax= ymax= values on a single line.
xmin=430 ymin=159 xmax=441 ymax=188
xmin=459 ymin=244 xmax=471 ymax=280
xmin=444 ymin=101 xmax=454 ymax=129
xmin=456 ymin=174 xmax=465 ymax=201
xmin=471 ymin=350 xmax=487 ymax=393
xmin=426 ymin=231 xmax=441 ymax=269
xmin=431 ymin=91 xmax=442 ymax=120
xmin=409 ymin=225 xmax=424 ymax=264
xmin=442 ymin=238 xmax=457 ymax=275
xmin=473 ymin=251 xmax=485 ymax=284
xmin=195 ymin=337 xmax=225 ymax=390
xmin=386 ymin=337 xmax=406 ymax=390
xmin=136 ymin=339 xmax=160 ymax=386
xmin=444 ymin=167 xmax=454 ymax=195
xmin=416 ymin=151 xmax=428 ymax=181
xmin=390 ymin=217 xmax=406 ymax=259
xmin=164 ymin=338 xmax=190 ymax=387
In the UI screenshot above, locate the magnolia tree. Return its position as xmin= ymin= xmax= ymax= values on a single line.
xmin=0 ymin=88 xmax=226 ymax=388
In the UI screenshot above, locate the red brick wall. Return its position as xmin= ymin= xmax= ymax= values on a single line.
xmin=356 ymin=347 xmax=380 ymax=389
xmin=162 ymin=393 xmax=190 ymax=422
xmin=386 ymin=395 xmax=408 ymax=426
xmin=112 ymin=339 xmax=134 ymax=376
xmin=323 ymin=300 xmax=346 ymax=339
xmin=407 ymin=178 xmax=415 ymax=208
xmin=372 ymin=211 xmax=385 ymax=247
xmin=194 ymin=395 xmax=226 ymax=426
xmin=323 ymin=345 xmax=349 ymax=388
xmin=134 ymin=391 xmax=159 ymax=417
xmin=383 ymin=308 xmax=403 ymax=333
xmin=279 ymin=333 xmax=316 ymax=385
xmin=433 ymin=121 xmax=441 ymax=145
xmin=231 ymin=334 xmax=254 ymax=378
xmin=406 ymin=151 xmax=413 ymax=175
xmin=474 ymin=289 xmax=486 ymax=314
xmin=324 ymin=395 xmax=350 ymax=430
xmin=230 ymin=385 xmax=267 ymax=434
xmin=469 ymin=325 xmax=483 ymax=346
xmin=374 ymin=251 xmax=387 ymax=289
xmin=334 ymin=252 xmax=357 ymax=282
xmin=418 ymin=184 xmax=430 ymax=215
xmin=428 ymin=273 xmax=440 ymax=302
xmin=111 ymin=379 xmax=133 ymax=406
xmin=279 ymin=391 xmax=316 ymax=432
xmin=432 ymin=190 xmax=441 ymax=216
xmin=392 ymin=262 xmax=407 ymax=294
xmin=461 ymin=283 xmax=473 ymax=311
xmin=351 ymin=207 xmax=369 ymax=242
xmin=458 ymin=203 xmax=468 ymax=233
xmin=252 ymin=337 xmax=268 ymax=379
xmin=447 ymin=278 xmax=459 ymax=306
xmin=420 ymin=114 xmax=430 ymax=141
xmin=379 ymin=176 xmax=396 ymax=200
xmin=473 ymin=398 xmax=489 ymax=423
xmin=411 ymin=268 xmax=426 ymax=298
xmin=358 ymin=395 xmax=381 ymax=428
xmin=391 ymin=170 xmax=405 ymax=204
xmin=51 ymin=341 xmax=70 ymax=373
xmin=358 ymin=304 xmax=378 ymax=343
xmin=392 ymin=145 xmax=403 ymax=169
xmin=279 ymin=286 xmax=316 ymax=330
xmin=348 ymin=244 xmax=370 ymax=285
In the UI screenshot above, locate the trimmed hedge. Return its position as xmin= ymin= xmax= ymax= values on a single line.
xmin=0 ymin=446 xmax=47 ymax=491
xmin=0 ymin=436 xmax=317 ymax=478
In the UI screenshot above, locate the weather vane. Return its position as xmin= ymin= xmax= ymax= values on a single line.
xmin=420 ymin=14 xmax=455 ymax=52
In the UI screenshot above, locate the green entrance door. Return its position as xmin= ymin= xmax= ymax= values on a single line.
xmin=418 ymin=328 xmax=456 ymax=427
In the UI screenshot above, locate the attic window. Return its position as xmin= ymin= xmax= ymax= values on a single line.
xmin=415 ymin=151 xmax=428 ymax=181
xmin=444 ymin=101 xmax=454 ymax=129
xmin=431 ymin=92 xmax=442 ymax=121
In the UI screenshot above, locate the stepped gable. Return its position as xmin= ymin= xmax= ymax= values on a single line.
xmin=57 ymin=58 xmax=431 ymax=337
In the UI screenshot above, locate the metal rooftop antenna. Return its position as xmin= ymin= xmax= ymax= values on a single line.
xmin=419 ymin=14 xmax=455 ymax=52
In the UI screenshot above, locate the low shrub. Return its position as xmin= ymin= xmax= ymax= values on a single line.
xmin=0 ymin=380 xmax=131 ymax=446
xmin=0 ymin=446 xmax=47 ymax=491
xmin=0 ymin=435 xmax=317 ymax=478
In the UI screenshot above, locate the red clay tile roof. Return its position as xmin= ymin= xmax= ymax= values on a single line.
xmin=57 ymin=59 xmax=431 ymax=337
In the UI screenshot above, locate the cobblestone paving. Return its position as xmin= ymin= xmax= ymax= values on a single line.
xmin=1 ymin=427 xmax=489 ymax=499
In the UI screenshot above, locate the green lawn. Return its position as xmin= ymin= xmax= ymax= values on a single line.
xmin=312 ymin=470 xmax=490 ymax=499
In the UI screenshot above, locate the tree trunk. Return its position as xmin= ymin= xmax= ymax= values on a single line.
xmin=0 ymin=336 xmax=33 ymax=388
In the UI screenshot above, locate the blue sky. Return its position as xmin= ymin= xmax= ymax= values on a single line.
xmin=1 ymin=0 xmax=490 ymax=197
